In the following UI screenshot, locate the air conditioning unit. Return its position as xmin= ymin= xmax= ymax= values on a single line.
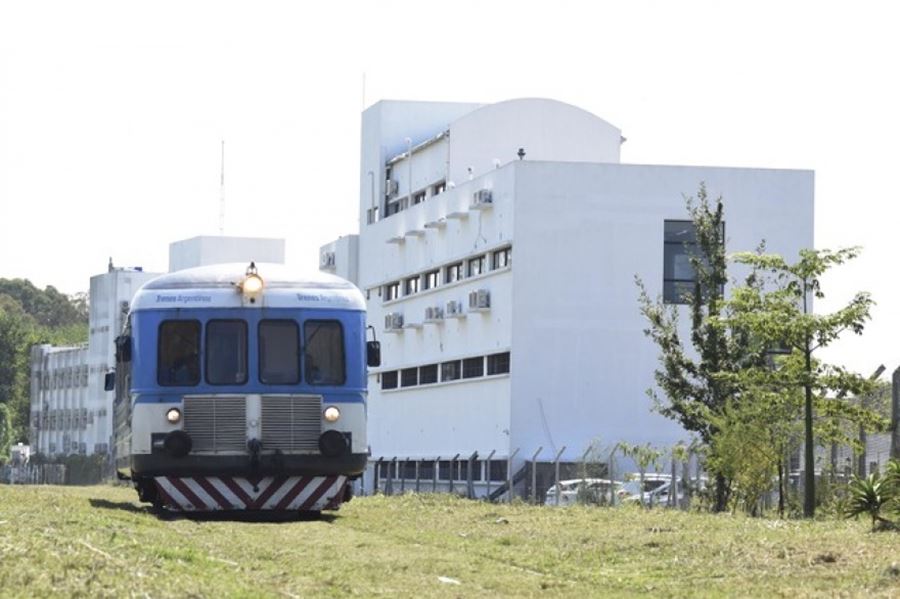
xmin=424 ymin=306 xmax=444 ymax=323
xmin=470 ymin=189 xmax=493 ymax=210
xmin=320 ymin=251 xmax=336 ymax=269
xmin=384 ymin=312 xmax=404 ymax=332
xmin=385 ymin=179 xmax=399 ymax=197
xmin=445 ymin=300 xmax=466 ymax=318
xmin=468 ymin=289 xmax=491 ymax=312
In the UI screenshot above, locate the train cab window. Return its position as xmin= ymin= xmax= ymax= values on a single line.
xmin=206 ymin=320 xmax=248 ymax=385
xmin=158 ymin=320 xmax=201 ymax=386
xmin=259 ymin=320 xmax=300 ymax=384
xmin=304 ymin=321 xmax=345 ymax=385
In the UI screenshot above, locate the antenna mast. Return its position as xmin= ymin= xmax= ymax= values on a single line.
xmin=219 ymin=140 xmax=225 ymax=235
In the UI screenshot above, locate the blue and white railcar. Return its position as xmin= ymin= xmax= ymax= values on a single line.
xmin=110 ymin=262 xmax=377 ymax=513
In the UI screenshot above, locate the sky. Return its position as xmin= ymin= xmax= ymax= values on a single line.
xmin=1 ymin=1 xmax=899 ymax=376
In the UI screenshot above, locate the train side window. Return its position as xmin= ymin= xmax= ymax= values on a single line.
xmin=304 ymin=320 xmax=346 ymax=385
xmin=158 ymin=320 xmax=201 ymax=386
xmin=206 ymin=320 xmax=248 ymax=385
xmin=259 ymin=320 xmax=300 ymax=384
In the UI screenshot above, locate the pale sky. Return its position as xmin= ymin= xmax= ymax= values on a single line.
xmin=1 ymin=1 xmax=898 ymax=376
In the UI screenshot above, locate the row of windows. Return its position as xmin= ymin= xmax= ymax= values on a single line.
xmin=381 ymin=352 xmax=510 ymax=390
xmin=35 ymin=366 xmax=90 ymax=391
xmin=380 ymin=246 xmax=511 ymax=303
xmin=377 ymin=458 xmax=508 ymax=482
xmin=380 ymin=177 xmax=448 ymax=220
xmin=157 ymin=319 xmax=345 ymax=387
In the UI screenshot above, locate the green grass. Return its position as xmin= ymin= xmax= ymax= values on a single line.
xmin=0 ymin=485 xmax=898 ymax=597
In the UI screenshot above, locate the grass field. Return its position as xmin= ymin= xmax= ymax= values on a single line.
xmin=0 ymin=485 xmax=898 ymax=597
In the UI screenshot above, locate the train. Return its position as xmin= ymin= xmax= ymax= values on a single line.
xmin=107 ymin=262 xmax=378 ymax=513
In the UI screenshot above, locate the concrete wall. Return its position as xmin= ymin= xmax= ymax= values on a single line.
xmin=169 ymin=236 xmax=286 ymax=272
xmin=510 ymin=161 xmax=814 ymax=461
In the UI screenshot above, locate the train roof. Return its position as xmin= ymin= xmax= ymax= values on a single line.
xmin=131 ymin=262 xmax=366 ymax=312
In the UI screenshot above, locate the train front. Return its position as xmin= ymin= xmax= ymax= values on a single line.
xmin=120 ymin=262 xmax=372 ymax=513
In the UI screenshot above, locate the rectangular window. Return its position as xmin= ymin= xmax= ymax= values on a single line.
xmin=467 ymin=255 xmax=486 ymax=277
xmin=385 ymin=201 xmax=401 ymax=217
xmin=663 ymin=220 xmax=724 ymax=304
xmin=401 ymin=367 xmax=418 ymax=387
xmin=487 ymin=352 xmax=510 ymax=375
xmin=419 ymin=363 xmax=438 ymax=384
xmin=491 ymin=247 xmax=511 ymax=270
xmin=413 ymin=191 xmax=426 ymax=205
xmin=423 ymin=269 xmax=439 ymax=290
xmin=158 ymin=320 xmax=201 ymax=386
xmin=432 ymin=181 xmax=446 ymax=196
xmin=404 ymin=276 xmax=419 ymax=296
xmin=385 ymin=281 xmax=400 ymax=301
xmin=259 ymin=320 xmax=300 ymax=384
xmin=489 ymin=460 xmax=508 ymax=482
xmin=206 ymin=320 xmax=248 ymax=385
xmin=445 ymin=262 xmax=463 ymax=284
xmin=304 ymin=321 xmax=346 ymax=385
xmin=381 ymin=371 xmax=398 ymax=390
xmin=463 ymin=357 xmax=484 ymax=379
xmin=441 ymin=360 xmax=461 ymax=382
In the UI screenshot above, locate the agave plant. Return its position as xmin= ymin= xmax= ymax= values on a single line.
xmin=845 ymin=473 xmax=895 ymax=531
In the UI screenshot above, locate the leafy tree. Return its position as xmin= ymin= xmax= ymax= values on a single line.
xmin=725 ymin=248 xmax=879 ymax=517
xmin=637 ymin=183 xmax=768 ymax=512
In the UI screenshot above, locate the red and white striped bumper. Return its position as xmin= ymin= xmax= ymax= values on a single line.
xmin=153 ymin=475 xmax=348 ymax=512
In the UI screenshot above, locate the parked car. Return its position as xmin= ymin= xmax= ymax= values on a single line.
xmin=545 ymin=478 xmax=621 ymax=506
xmin=620 ymin=473 xmax=684 ymax=507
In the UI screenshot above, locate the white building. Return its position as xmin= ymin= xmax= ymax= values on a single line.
xmin=169 ymin=236 xmax=285 ymax=271
xmin=322 ymin=98 xmax=814 ymax=494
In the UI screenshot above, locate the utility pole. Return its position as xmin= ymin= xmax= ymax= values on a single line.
xmin=219 ymin=140 xmax=225 ymax=235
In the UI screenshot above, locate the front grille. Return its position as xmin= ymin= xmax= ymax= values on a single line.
xmin=261 ymin=395 xmax=321 ymax=452
xmin=183 ymin=396 xmax=246 ymax=453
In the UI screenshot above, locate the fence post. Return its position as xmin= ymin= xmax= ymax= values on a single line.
xmin=608 ymin=444 xmax=618 ymax=506
xmin=553 ymin=446 xmax=566 ymax=506
xmin=415 ymin=460 xmax=421 ymax=494
xmin=530 ymin=446 xmax=543 ymax=504
xmin=400 ymin=458 xmax=408 ymax=494
xmin=387 ymin=457 xmax=397 ymax=496
xmin=432 ymin=457 xmax=439 ymax=493
xmin=670 ymin=449 xmax=677 ymax=508
xmin=448 ymin=453 xmax=460 ymax=495
xmin=485 ymin=449 xmax=496 ymax=500
xmin=466 ymin=451 xmax=478 ymax=499
xmin=374 ymin=458 xmax=382 ymax=494
xmin=507 ymin=448 xmax=520 ymax=504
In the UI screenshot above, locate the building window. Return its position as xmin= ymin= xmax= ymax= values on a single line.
xmin=401 ymin=367 xmax=418 ymax=387
xmin=445 ymin=262 xmax=463 ymax=284
xmin=385 ymin=200 xmax=401 ymax=217
xmin=158 ymin=320 xmax=201 ymax=386
xmin=206 ymin=320 xmax=248 ymax=385
xmin=404 ymin=276 xmax=420 ymax=296
xmin=491 ymin=247 xmax=511 ymax=270
xmin=467 ymin=255 xmax=486 ymax=277
xmin=487 ymin=352 xmax=510 ymax=375
xmin=419 ymin=363 xmax=438 ymax=384
xmin=423 ymin=269 xmax=439 ymax=290
xmin=259 ymin=320 xmax=300 ymax=384
xmin=367 ymin=206 xmax=379 ymax=224
xmin=432 ymin=181 xmax=446 ymax=196
xmin=304 ymin=321 xmax=346 ymax=386
xmin=462 ymin=357 xmax=484 ymax=379
xmin=663 ymin=220 xmax=724 ymax=304
xmin=441 ymin=360 xmax=461 ymax=382
xmin=385 ymin=281 xmax=400 ymax=301
xmin=412 ymin=191 xmax=426 ymax=205
xmin=382 ymin=371 xmax=398 ymax=390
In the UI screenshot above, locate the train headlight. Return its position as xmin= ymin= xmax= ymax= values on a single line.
xmin=239 ymin=262 xmax=264 ymax=299
xmin=166 ymin=408 xmax=182 ymax=424
xmin=323 ymin=406 xmax=341 ymax=423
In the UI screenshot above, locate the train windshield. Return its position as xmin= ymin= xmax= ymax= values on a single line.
xmin=206 ymin=320 xmax=248 ymax=385
xmin=259 ymin=320 xmax=300 ymax=384
xmin=304 ymin=321 xmax=345 ymax=385
xmin=158 ymin=320 xmax=201 ymax=386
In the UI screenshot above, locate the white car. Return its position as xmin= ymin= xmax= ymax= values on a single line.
xmin=620 ymin=474 xmax=684 ymax=507
xmin=545 ymin=478 xmax=621 ymax=506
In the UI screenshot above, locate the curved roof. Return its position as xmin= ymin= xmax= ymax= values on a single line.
xmin=132 ymin=262 xmax=366 ymax=312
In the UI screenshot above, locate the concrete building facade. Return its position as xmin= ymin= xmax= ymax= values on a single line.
xmin=323 ymin=98 xmax=814 ymax=494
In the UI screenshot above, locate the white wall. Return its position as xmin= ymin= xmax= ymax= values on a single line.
xmin=168 ymin=236 xmax=286 ymax=272
xmin=509 ymin=161 xmax=815 ymax=461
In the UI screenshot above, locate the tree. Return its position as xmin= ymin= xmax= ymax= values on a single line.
xmin=725 ymin=248 xmax=878 ymax=517
xmin=637 ymin=183 xmax=768 ymax=512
